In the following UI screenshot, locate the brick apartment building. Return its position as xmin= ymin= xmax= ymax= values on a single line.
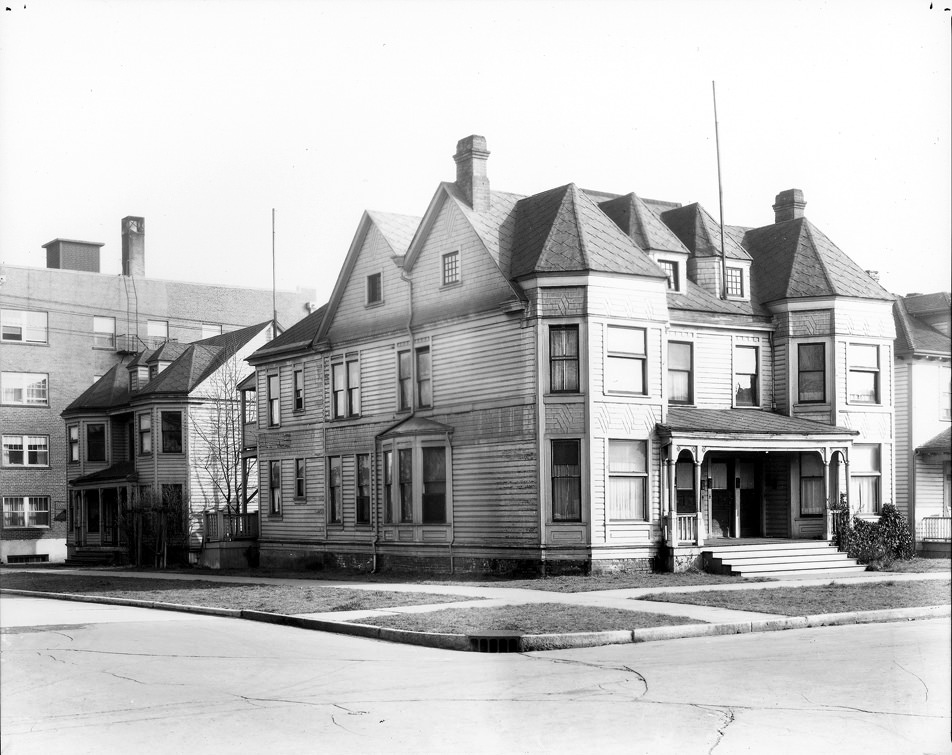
xmin=0 ymin=217 xmax=315 ymax=563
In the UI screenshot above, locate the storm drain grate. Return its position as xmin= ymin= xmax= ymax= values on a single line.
xmin=468 ymin=633 xmax=523 ymax=653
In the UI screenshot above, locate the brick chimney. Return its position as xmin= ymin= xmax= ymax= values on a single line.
xmin=453 ymin=135 xmax=491 ymax=213
xmin=121 ymin=216 xmax=145 ymax=277
xmin=772 ymin=189 xmax=806 ymax=223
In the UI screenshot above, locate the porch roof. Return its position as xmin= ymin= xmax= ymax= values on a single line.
xmin=916 ymin=427 xmax=951 ymax=456
xmin=69 ymin=461 xmax=138 ymax=487
xmin=658 ymin=408 xmax=857 ymax=439
xmin=378 ymin=415 xmax=454 ymax=438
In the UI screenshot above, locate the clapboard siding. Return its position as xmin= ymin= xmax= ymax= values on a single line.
xmin=774 ymin=341 xmax=789 ymax=413
xmin=694 ymin=331 xmax=732 ymax=407
xmin=915 ymin=456 xmax=946 ymax=518
xmin=360 ymin=343 xmax=397 ymax=416
xmin=450 ymin=442 xmax=539 ymax=545
xmin=893 ymin=361 xmax=910 ymax=514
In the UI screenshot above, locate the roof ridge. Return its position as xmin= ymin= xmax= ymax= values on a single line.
xmin=568 ymin=184 xmax=590 ymax=267
xmin=799 ymin=220 xmax=835 ymax=296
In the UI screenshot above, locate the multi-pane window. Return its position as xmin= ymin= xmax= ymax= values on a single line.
xmin=1 ymin=309 xmax=48 ymax=343
xmin=608 ymin=440 xmax=647 ymax=520
xmin=200 ymin=323 xmax=221 ymax=339
xmin=2 ymin=435 xmax=49 ymax=467
xmin=328 ymin=456 xmax=342 ymax=523
xmin=797 ymin=343 xmax=826 ymax=403
xmin=295 ymin=458 xmax=306 ymax=499
xmin=147 ymin=320 xmax=169 ymax=340
xmin=366 ymin=273 xmax=382 ymax=305
xmin=1 ymin=372 xmax=49 ymax=405
xmin=422 ymin=447 xmax=447 ymax=523
xmin=332 ymin=359 xmax=360 ymax=418
xmin=398 ymin=350 xmax=413 ymax=410
xmin=139 ymin=414 xmax=152 ymax=455
xmin=550 ymin=325 xmax=580 ymax=393
xmin=850 ymin=444 xmax=881 ymax=514
xmin=268 ymin=374 xmax=280 ymax=425
xmin=356 ymin=454 xmax=371 ymax=524
xmin=161 ymin=412 xmax=183 ymax=453
xmin=242 ymin=389 xmax=257 ymax=425
xmin=270 ymin=460 xmax=282 ymax=515
xmin=668 ymin=342 xmax=693 ymax=404
xmin=726 ymin=267 xmax=744 ymax=297
xmin=87 ymin=424 xmax=106 ymax=462
xmin=383 ymin=449 xmax=394 ymax=523
xmin=734 ymin=346 xmax=759 ymax=406
xmin=848 ymin=344 xmax=880 ymax=404
xmin=2 ymin=497 xmax=50 ymax=528
xmin=93 ymin=316 xmax=116 ymax=348
xmin=398 ymin=448 xmax=413 ymax=523
xmin=605 ymin=326 xmax=646 ymax=394
xmin=660 ymin=261 xmax=679 ymax=291
xmin=942 ymin=367 xmax=951 ymax=421
xmin=68 ymin=425 xmax=79 ymax=462
xmin=551 ymin=439 xmax=582 ymax=522
xmin=442 ymin=251 xmax=460 ymax=285
xmin=293 ymin=369 xmax=304 ymax=412
xmin=799 ymin=454 xmax=825 ymax=517
xmin=416 ymin=347 xmax=431 ymax=407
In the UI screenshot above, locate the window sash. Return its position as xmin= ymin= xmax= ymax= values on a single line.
xmin=609 ymin=476 xmax=646 ymax=520
xmin=293 ymin=369 xmax=304 ymax=411
xmin=295 ymin=458 xmax=306 ymax=498
xmin=848 ymin=370 xmax=879 ymax=403
xmin=660 ymin=261 xmax=678 ymax=291
xmin=68 ymin=425 xmax=80 ymax=462
xmin=383 ymin=450 xmax=394 ymax=524
xmin=442 ymin=252 xmax=460 ymax=285
xmin=356 ymin=454 xmax=371 ymax=523
xmin=416 ymin=348 xmax=431 ymax=407
xmin=398 ymin=351 xmax=412 ymax=410
xmin=399 ymin=449 xmax=413 ymax=523
xmin=798 ymin=344 xmax=826 ymax=403
xmin=850 ymin=476 xmax=880 ymax=514
xmin=552 ymin=440 xmax=581 ymax=522
xmin=2 ymin=373 xmax=49 ymax=405
xmin=726 ymin=268 xmax=744 ymax=297
xmin=147 ymin=320 xmax=168 ymax=339
xmin=550 ymin=326 xmax=580 ymax=393
xmin=268 ymin=374 xmax=280 ymax=425
xmin=422 ymin=447 xmax=446 ymax=523
xmin=1 ymin=309 xmax=48 ymax=343
xmin=139 ymin=414 xmax=152 ymax=455
xmin=2 ymin=496 xmax=50 ymax=527
xmin=328 ymin=457 xmax=342 ymax=522
xmin=93 ymin=316 xmax=116 ymax=348
xmin=161 ymin=412 xmax=183 ymax=454
xmin=800 ymin=477 xmax=825 ymax=517
xmin=734 ymin=346 xmax=759 ymax=406
xmin=87 ymin=424 xmax=106 ymax=461
xmin=366 ymin=273 xmax=382 ymax=304
xmin=270 ymin=460 xmax=283 ymax=515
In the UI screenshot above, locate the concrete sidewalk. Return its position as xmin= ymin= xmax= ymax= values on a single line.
xmin=2 ymin=566 xmax=948 ymax=652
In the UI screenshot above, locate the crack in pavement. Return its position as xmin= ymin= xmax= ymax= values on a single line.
xmin=692 ymin=704 xmax=736 ymax=755
xmin=893 ymin=660 xmax=929 ymax=702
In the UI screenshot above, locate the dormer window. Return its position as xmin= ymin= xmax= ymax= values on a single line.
xmin=726 ymin=267 xmax=744 ymax=297
xmin=366 ymin=273 xmax=382 ymax=305
xmin=442 ymin=251 xmax=460 ymax=286
xmin=660 ymin=261 xmax=679 ymax=291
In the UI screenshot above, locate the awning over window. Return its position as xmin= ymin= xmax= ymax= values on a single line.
xmin=378 ymin=415 xmax=454 ymax=439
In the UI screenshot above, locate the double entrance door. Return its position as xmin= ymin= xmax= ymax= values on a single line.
xmin=707 ymin=458 xmax=760 ymax=539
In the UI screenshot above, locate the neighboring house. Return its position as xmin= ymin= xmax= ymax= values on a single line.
xmin=0 ymin=217 xmax=314 ymax=564
xmin=893 ymin=292 xmax=952 ymax=555
xmin=60 ymin=322 xmax=272 ymax=566
xmin=246 ymin=135 xmax=895 ymax=574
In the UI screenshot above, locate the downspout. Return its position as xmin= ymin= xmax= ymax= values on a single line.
xmin=446 ymin=430 xmax=454 ymax=574
xmin=768 ymin=330 xmax=777 ymax=412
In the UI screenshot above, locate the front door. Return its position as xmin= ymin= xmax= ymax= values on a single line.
xmin=102 ymin=489 xmax=119 ymax=546
xmin=738 ymin=461 xmax=760 ymax=537
xmin=709 ymin=461 xmax=732 ymax=537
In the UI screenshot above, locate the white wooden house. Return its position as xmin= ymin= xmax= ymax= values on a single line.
xmin=247 ymin=136 xmax=896 ymax=575
xmin=61 ymin=322 xmax=270 ymax=565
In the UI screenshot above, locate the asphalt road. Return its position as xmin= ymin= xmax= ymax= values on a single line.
xmin=2 ymin=595 xmax=949 ymax=754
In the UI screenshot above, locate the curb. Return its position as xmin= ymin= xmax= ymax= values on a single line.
xmin=2 ymin=588 xmax=948 ymax=652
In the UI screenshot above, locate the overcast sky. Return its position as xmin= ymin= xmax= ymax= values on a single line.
xmin=1 ymin=0 xmax=949 ymax=306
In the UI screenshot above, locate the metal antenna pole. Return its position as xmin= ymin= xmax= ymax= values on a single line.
xmin=272 ymin=208 xmax=277 ymax=335
xmin=713 ymin=81 xmax=728 ymax=300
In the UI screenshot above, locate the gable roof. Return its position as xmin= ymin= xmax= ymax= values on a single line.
xmin=138 ymin=321 xmax=270 ymax=396
xmin=743 ymin=217 xmax=893 ymax=303
xmin=249 ymin=304 xmax=327 ymax=361
xmin=903 ymin=292 xmax=951 ymax=316
xmin=660 ymin=203 xmax=751 ymax=261
xmin=63 ymin=363 xmax=131 ymax=413
xmin=598 ymin=193 xmax=691 ymax=255
xmin=366 ymin=210 xmax=421 ymax=256
xmin=893 ymin=297 xmax=951 ymax=356
xmin=149 ymin=340 xmax=190 ymax=363
xmin=509 ymin=183 xmax=667 ymax=280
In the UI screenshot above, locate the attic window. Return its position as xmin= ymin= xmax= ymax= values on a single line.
xmin=660 ymin=261 xmax=679 ymax=291
xmin=366 ymin=273 xmax=382 ymax=305
xmin=726 ymin=267 xmax=744 ymax=297
xmin=442 ymin=251 xmax=460 ymax=286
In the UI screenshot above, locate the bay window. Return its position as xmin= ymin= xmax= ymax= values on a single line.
xmin=848 ymin=344 xmax=880 ymax=404
xmin=551 ymin=439 xmax=582 ymax=522
xmin=798 ymin=343 xmax=826 ymax=403
xmin=550 ymin=325 xmax=580 ymax=393
xmin=605 ymin=326 xmax=646 ymax=394
xmin=850 ymin=444 xmax=881 ymax=514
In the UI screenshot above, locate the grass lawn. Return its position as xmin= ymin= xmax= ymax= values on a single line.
xmin=883 ymin=558 xmax=951 ymax=574
xmin=0 ymin=573 xmax=478 ymax=614
xmin=636 ymin=579 xmax=951 ymax=616
xmin=353 ymin=603 xmax=706 ymax=634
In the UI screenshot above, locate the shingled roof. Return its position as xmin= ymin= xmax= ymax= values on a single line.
xmin=917 ymin=427 xmax=951 ymax=455
xmin=658 ymin=407 xmax=857 ymax=436
xmin=366 ymin=210 xmax=421 ymax=256
xmin=660 ymin=203 xmax=751 ymax=260
xmin=249 ymin=304 xmax=327 ymax=360
xmin=509 ymin=184 xmax=667 ymax=280
xmin=598 ymin=193 xmax=692 ymax=255
xmin=744 ymin=218 xmax=893 ymax=303
xmin=63 ymin=363 xmax=131 ymax=413
xmin=893 ymin=297 xmax=951 ymax=356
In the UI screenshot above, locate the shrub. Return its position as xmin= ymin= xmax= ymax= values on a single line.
xmin=836 ymin=503 xmax=915 ymax=569
xmin=878 ymin=503 xmax=915 ymax=560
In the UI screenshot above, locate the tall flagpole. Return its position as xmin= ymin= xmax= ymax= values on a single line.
xmin=712 ymin=81 xmax=728 ymax=300
xmin=272 ymin=208 xmax=277 ymax=334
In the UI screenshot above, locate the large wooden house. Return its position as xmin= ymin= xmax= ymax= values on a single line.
xmin=246 ymin=135 xmax=895 ymax=574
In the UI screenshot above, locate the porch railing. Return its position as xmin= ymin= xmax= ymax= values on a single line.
xmin=204 ymin=511 xmax=259 ymax=543
xmin=675 ymin=514 xmax=698 ymax=545
xmin=916 ymin=516 xmax=951 ymax=542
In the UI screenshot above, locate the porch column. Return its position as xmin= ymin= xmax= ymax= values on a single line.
xmin=822 ymin=459 xmax=832 ymax=540
xmin=666 ymin=457 xmax=677 ymax=547
xmin=694 ymin=459 xmax=704 ymax=546
xmin=844 ymin=461 xmax=851 ymax=516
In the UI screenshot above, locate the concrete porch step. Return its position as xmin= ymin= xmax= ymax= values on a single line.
xmin=727 ymin=559 xmax=863 ymax=574
xmin=710 ymin=547 xmax=842 ymax=560
xmin=740 ymin=566 xmax=869 ymax=579
xmin=715 ymin=553 xmax=857 ymax=566
xmin=702 ymin=541 xmax=864 ymax=577
xmin=704 ymin=541 xmax=833 ymax=554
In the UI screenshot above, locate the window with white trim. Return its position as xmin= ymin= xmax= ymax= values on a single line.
xmin=848 ymin=344 xmax=880 ymax=404
xmin=416 ymin=347 xmax=431 ymax=408
xmin=442 ymin=251 xmax=460 ymax=285
xmin=161 ymin=412 xmax=183 ymax=454
xmin=850 ymin=444 xmax=881 ymax=514
xmin=93 ymin=316 xmax=116 ymax=348
xmin=660 ymin=261 xmax=679 ymax=291
xmin=332 ymin=358 xmax=360 ymax=418
xmin=267 ymin=373 xmax=280 ymax=426
xmin=2 ymin=435 xmax=49 ymax=467
xmin=550 ymin=325 xmax=580 ymax=393
xmin=799 ymin=453 xmax=825 ymax=517
xmin=383 ymin=449 xmax=395 ymax=523
xmin=87 ymin=424 xmax=106 ymax=462
xmin=1 ymin=309 xmax=48 ymax=343
xmin=668 ymin=342 xmax=693 ymax=404
xmin=295 ymin=458 xmax=306 ymax=499
xmin=269 ymin=460 xmax=282 ymax=515
xmin=1 ymin=372 xmax=49 ymax=406
xmin=726 ymin=267 xmax=744 ymax=297
xmin=2 ymin=496 xmax=50 ymax=528
xmin=734 ymin=346 xmax=759 ymax=407
xmin=366 ymin=273 xmax=382 ymax=305
xmin=356 ymin=454 xmax=371 ymax=524
xmin=380 ymin=441 xmax=450 ymax=525
xmin=139 ymin=414 xmax=152 ymax=455
xmin=328 ymin=456 xmax=342 ymax=523
xmin=797 ymin=343 xmax=826 ymax=403
xmin=608 ymin=440 xmax=647 ymax=520
xmin=605 ymin=326 xmax=646 ymax=394
xmin=68 ymin=425 xmax=79 ymax=463
xmin=552 ymin=439 xmax=582 ymax=522
xmin=293 ymin=368 xmax=305 ymax=412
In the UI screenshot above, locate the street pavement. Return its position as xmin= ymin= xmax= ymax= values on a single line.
xmin=1 ymin=594 xmax=949 ymax=754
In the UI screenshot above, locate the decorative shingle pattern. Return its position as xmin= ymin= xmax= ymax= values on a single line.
xmin=510 ymin=184 xmax=666 ymax=279
xmin=445 ymin=183 xmax=523 ymax=274
xmin=893 ymin=298 xmax=951 ymax=355
xmin=63 ymin=363 xmax=130 ymax=412
xmin=745 ymin=218 xmax=892 ymax=303
xmin=659 ymin=407 xmax=857 ymax=436
xmin=149 ymin=341 xmax=189 ymax=363
xmin=599 ymin=193 xmax=692 ymax=254
xmin=366 ymin=210 xmax=421 ymax=255
xmin=903 ymin=292 xmax=951 ymax=316
xmin=660 ymin=203 xmax=751 ymax=260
